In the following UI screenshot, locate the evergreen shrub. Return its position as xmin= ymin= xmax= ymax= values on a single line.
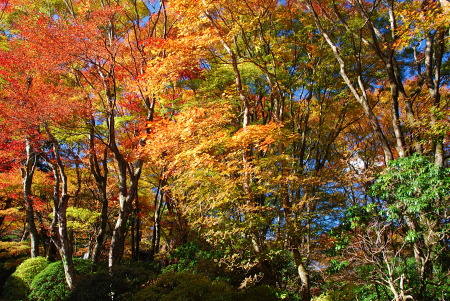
xmin=235 ymin=285 xmax=279 ymax=301
xmin=1 ymin=256 xmax=48 ymax=301
xmin=28 ymin=258 xmax=92 ymax=301
xmin=134 ymin=271 xmax=235 ymax=301
xmin=71 ymin=263 xmax=157 ymax=301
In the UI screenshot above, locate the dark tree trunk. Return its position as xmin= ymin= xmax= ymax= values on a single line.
xmin=131 ymin=196 xmax=141 ymax=261
xmin=88 ymin=120 xmax=109 ymax=265
xmin=149 ymin=172 xmax=165 ymax=261
xmin=21 ymin=138 xmax=39 ymax=257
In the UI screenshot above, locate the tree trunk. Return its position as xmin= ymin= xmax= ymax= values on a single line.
xmin=88 ymin=120 xmax=109 ymax=265
xmin=21 ymin=138 xmax=40 ymax=257
xmin=109 ymin=199 xmax=131 ymax=267
xmin=56 ymin=195 xmax=75 ymax=290
xmin=91 ymin=190 xmax=108 ymax=265
xmin=107 ymin=154 xmax=142 ymax=267
xmin=47 ymin=213 xmax=58 ymax=261
xmin=45 ymin=125 xmax=75 ymax=289
xmin=97 ymin=65 xmax=144 ymax=269
xmin=424 ymin=30 xmax=445 ymax=167
xmin=293 ymin=248 xmax=311 ymax=301
xmin=284 ymin=201 xmax=311 ymax=301
xmin=131 ymin=196 xmax=141 ymax=261
xmin=150 ymin=174 xmax=165 ymax=261
xmin=96 ymin=53 xmax=145 ymax=267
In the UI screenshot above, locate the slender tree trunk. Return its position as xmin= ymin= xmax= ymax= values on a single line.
xmin=282 ymin=190 xmax=311 ymax=301
xmin=47 ymin=210 xmax=59 ymax=261
xmin=88 ymin=120 xmax=109 ymax=265
xmin=21 ymin=138 xmax=40 ymax=257
xmin=357 ymin=0 xmax=425 ymax=158
xmin=424 ymin=30 xmax=445 ymax=167
xmin=107 ymin=150 xmax=142 ymax=267
xmin=108 ymin=153 xmax=131 ymax=268
xmin=108 ymin=108 xmax=143 ymax=268
xmin=91 ymin=188 xmax=108 ymax=264
xmin=150 ymin=173 xmax=165 ymax=261
xmin=109 ymin=199 xmax=130 ymax=267
xmin=56 ymin=194 xmax=75 ymax=290
xmin=204 ymin=2 xmax=284 ymax=288
xmin=132 ymin=195 xmax=141 ymax=261
xmin=293 ymin=248 xmax=311 ymax=301
xmin=388 ymin=76 xmax=406 ymax=158
xmin=45 ymin=126 xmax=75 ymax=289
xmin=100 ymin=56 xmax=144 ymax=267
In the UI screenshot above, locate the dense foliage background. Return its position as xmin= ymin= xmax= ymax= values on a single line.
xmin=0 ymin=0 xmax=448 ymax=300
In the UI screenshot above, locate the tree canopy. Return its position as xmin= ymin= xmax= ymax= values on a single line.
xmin=0 ymin=0 xmax=448 ymax=300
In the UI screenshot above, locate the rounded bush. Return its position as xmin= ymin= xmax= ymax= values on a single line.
xmin=235 ymin=285 xmax=279 ymax=301
xmin=71 ymin=264 xmax=157 ymax=301
xmin=0 ymin=241 xmax=30 ymax=296
xmin=29 ymin=258 xmax=92 ymax=301
xmin=1 ymin=256 xmax=48 ymax=301
xmin=134 ymin=271 xmax=234 ymax=301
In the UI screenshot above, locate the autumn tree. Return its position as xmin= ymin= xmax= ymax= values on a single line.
xmin=0 ymin=0 xmax=447 ymax=299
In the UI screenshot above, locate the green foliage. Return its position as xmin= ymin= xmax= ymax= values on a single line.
xmin=350 ymin=283 xmax=391 ymax=301
xmin=341 ymin=204 xmax=373 ymax=230
xmin=427 ymin=262 xmax=450 ymax=300
xmin=163 ymin=241 xmax=247 ymax=286
xmin=367 ymin=154 xmax=450 ymax=299
xmin=370 ymin=154 xmax=449 ymax=218
xmin=0 ymin=241 xmax=29 ymax=296
xmin=200 ymin=66 xmax=236 ymax=95
xmin=135 ymin=270 xmax=281 ymax=301
xmin=2 ymin=256 xmax=48 ymax=301
xmin=235 ymin=285 xmax=279 ymax=301
xmin=29 ymin=258 xmax=92 ymax=301
xmin=66 ymin=207 xmax=101 ymax=231
xmin=164 ymin=241 xmax=199 ymax=273
xmin=326 ymin=259 xmax=349 ymax=275
xmin=71 ymin=263 xmax=157 ymax=301
xmin=0 ymin=254 xmax=26 ymax=298
xmin=313 ymin=283 xmax=357 ymax=301
xmin=134 ymin=271 xmax=235 ymax=301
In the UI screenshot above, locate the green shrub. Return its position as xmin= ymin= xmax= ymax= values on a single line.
xmin=71 ymin=263 xmax=157 ymax=301
xmin=134 ymin=271 xmax=234 ymax=301
xmin=29 ymin=258 xmax=92 ymax=301
xmin=313 ymin=284 xmax=357 ymax=301
xmin=235 ymin=285 xmax=279 ymax=301
xmin=163 ymin=241 xmax=247 ymax=286
xmin=0 ymin=241 xmax=30 ymax=296
xmin=1 ymin=256 xmax=48 ymax=301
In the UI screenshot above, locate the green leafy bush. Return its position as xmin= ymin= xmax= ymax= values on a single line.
xmin=29 ymin=258 xmax=92 ymax=301
xmin=1 ymin=256 xmax=48 ymax=301
xmin=134 ymin=271 xmax=235 ymax=301
xmin=314 ymin=291 xmax=354 ymax=301
xmin=71 ymin=263 xmax=157 ymax=301
xmin=313 ymin=283 xmax=357 ymax=301
xmin=0 ymin=241 xmax=30 ymax=295
xmin=235 ymin=285 xmax=279 ymax=301
xmin=163 ymin=241 xmax=247 ymax=286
